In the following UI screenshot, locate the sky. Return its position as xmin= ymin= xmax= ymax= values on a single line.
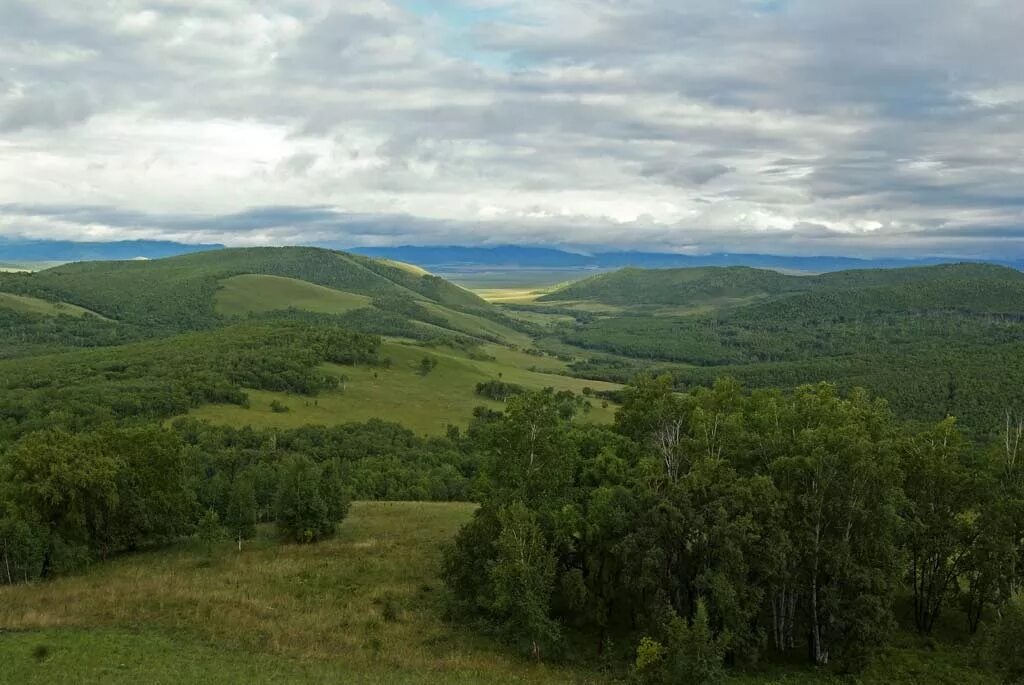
xmin=0 ymin=0 xmax=1022 ymax=258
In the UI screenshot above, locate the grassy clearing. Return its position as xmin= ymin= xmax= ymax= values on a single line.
xmin=0 ymin=292 xmax=102 ymax=318
xmin=188 ymin=341 xmax=620 ymax=434
xmin=0 ymin=502 xmax=601 ymax=684
xmin=419 ymin=302 xmax=533 ymax=347
xmin=214 ymin=274 xmax=372 ymax=316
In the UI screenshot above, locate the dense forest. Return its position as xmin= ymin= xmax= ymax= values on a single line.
xmin=535 ymin=263 xmax=1024 ymax=437
xmin=444 ymin=380 xmax=1024 ymax=681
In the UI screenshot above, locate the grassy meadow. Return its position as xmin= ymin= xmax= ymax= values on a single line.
xmin=0 ymin=292 xmax=102 ymax=318
xmin=188 ymin=340 xmax=620 ymax=434
xmin=0 ymin=502 xmax=600 ymax=684
xmin=215 ymin=274 xmax=372 ymax=316
xmin=0 ymin=503 xmax=995 ymax=685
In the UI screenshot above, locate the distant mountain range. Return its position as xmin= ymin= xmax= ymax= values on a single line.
xmin=349 ymin=245 xmax=1024 ymax=273
xmin=0 ymin=239 xmax=224 ymax=262
xmin=4 ymin=239 xmax=1023 ymax=274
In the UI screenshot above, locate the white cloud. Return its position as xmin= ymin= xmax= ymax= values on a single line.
xmin=0 ymin=0 xmax=1022 ymax=257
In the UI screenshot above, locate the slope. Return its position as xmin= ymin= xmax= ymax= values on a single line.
xmin=539 ymin=266 xmax=802 ymax=306
xmin=214 ymin=274 xmax=372 ymax=316
xmin=0 ymin=247 xmax=485 ymax=331
xmin=190 ymin=340 xmax=619 ymax=434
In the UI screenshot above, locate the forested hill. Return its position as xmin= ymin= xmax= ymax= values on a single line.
xmin=0 ymin=247 xmax=485 ymax=331
xmin=539 ymin=266 xmax=801 ymax=305
xmin=541 ymin=261 xmax=1024 ymax=308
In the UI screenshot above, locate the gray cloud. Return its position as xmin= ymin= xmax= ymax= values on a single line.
xmin=0 ymin=0 xmax=1022 ymax=257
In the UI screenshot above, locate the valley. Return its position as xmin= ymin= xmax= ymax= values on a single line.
xmin=1 ymin=247 xmax=1023 ymax=683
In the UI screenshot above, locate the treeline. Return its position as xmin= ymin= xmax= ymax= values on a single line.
xmin=0 ymin=417 xmax=478 ymax=583
xmin=444 ymin=380 xmax=1024 ymax=680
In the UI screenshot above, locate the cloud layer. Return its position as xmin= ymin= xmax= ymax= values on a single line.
xmin=0 ymin=0 xmax=1022 ymax=257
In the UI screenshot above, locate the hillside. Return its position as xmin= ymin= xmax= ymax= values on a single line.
xmin=539 ymin=266 xmax=802 ymax=306
xmin=523 ymin=263 xmax=1024 ymax=433
xmin=0 ymin=247 xmax=484 ymax=331
xmin=541 ymin=262 xmax=1024 ymax=308
xmin=0 ymin=247 xmax=528 ymax=357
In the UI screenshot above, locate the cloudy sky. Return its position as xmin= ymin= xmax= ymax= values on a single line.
xmin=0 ymin=0 xmax=1022 ymax=257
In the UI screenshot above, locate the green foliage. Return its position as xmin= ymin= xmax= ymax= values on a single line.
xmin=489 ymin=502 xmax=561 ymax=659
xmin=981 ymin=593 xmax=1024 ymax=682
xmin=0 ymin=246 xmax=483 ymax=332
xmin=196 ymin=509 xmax=225 ymax=558
xmin=0 ymin=322 xmax=379 ymax=446
xmin=224 ymin=476 xmax=257 ymax=547
xmin=475 ymin=379 xmax=526 ymax=401
xmin=544 ymin=263 xmax=1024 ymax=435
xmin=447 ymin=381 xmax=913 ymax=675
xmin=418 ymin=356 xmax=438 ymax=376
xmin=274 ymin=455 xmax=348 ymax=544
xmin=0 ymin=425 xmax=194 ymax=578
xmin=635 ymin=601 xmax=728 ymax=685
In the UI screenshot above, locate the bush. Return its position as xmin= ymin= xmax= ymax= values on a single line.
xmin=635 ymin=601 xmax=728 ymax=685
xmin=982 ymin=593 xmax=1024 ymax=682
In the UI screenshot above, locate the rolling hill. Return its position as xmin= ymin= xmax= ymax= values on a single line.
xmin=0 ymin=247 xmax=533 ymax=355
xmin=523 ymin=262 xmax=1024 ymax=434
xmin=0 ymin=247 xmax=484 ymax=329
xmin=541 ymin=262 xmax=1024 ymax=308
xmin=539 ymin=266 xmax=801 ymax=306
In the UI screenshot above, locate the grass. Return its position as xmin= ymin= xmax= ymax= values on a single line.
xmin=0 ymin=503 xmax=997 ymax=685
xmin=0 ymin=502 xmax=601 ymax=684
xmin=188 ymin=341 xmax=621 ymax=435
xmin=214 ymin=274 xmax=372 ymax=316
xmin=472 ymin=288 xmax=548 ymax=304
xmin=419 ymin=302 xmax=534 ymax=347
xmin=0 ymin=292 xmax=103 ymax=318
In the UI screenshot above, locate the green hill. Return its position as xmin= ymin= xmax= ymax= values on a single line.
xmin=533 ymin=263 xmax=1024 ymax=432
xmin=541 ymin=262 xmax=1024 ymax=310
xmin=539 ymin=266 xmax=801 ymax=305
xmin=0 ymin=247 xmax=485 ymax=331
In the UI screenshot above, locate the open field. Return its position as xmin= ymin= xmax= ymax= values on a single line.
xmin=0 ymin=292 xmax=104 ymax=318
xmin=0 ymin=502 xmax=996 ymax=685
xmin=215 ymin=274 xmax=372 ymax=316
xmin=0 ymin=502 xmax=600 ymax=684
xmin=189 ymin=340 xmax=620 ymax=434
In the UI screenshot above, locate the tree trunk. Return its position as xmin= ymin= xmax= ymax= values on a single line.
xmin=3 ymin=538 xmax=12 ymax=584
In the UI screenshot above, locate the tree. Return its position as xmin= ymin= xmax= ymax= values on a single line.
xmin=635 ymin=600 xmax=728 ymax=685
xmin=900 ymin=418 xmax=978 ymax=634
xmin=196 ymin=508 xmax=224 ymax=559
xmin=0 ymin=428 xmax=119 ymax=576
xmin=489 ymin=502 xmax=560 ymax=660
xmin=275 ymin=455 xmax=332 ymax=543
xmin=982 ymin=592 xmax=1024 ymax=682
xmin=225 ymin=475 xmax=257 ymax=551
xmin=768 ymin=385 xmax=901 ymax=667
xmin=319 ymin=458 xmax=351 ymax=525
xmin=418 ymin=356 xmax=437 ymax=376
